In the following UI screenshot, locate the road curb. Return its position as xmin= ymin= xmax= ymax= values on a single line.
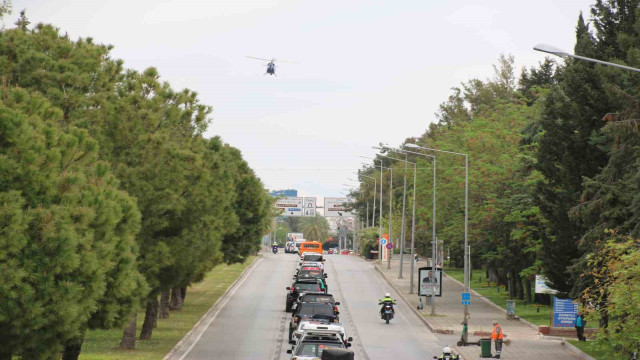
xmin=163 ymin=255 xmax=264 ymax=360
xmin=373 ymin=263 xmax=445 ymax=333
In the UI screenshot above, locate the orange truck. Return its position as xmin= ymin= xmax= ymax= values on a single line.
xmin=299 ymin=241 xmax=323 ymax=256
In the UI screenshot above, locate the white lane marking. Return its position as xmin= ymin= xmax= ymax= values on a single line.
xmin=177 ymin=257 xmax=264 ymax=360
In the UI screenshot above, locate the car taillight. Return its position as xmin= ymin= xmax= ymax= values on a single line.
xmin=291 ymin=287 xmax=295 ymax=292
xmin=294 ymin=316 xmax=299 ymax=323
xmin=333 ymin=318 xmax=338 ymax=322
xmin=317 ymin=288 xmax=321 ymax=292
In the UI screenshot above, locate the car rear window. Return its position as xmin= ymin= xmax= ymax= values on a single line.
xmin=302 ymin=294 xmax=334 ymax=303
xmin=298 ymin=303 xmax=334 ymax=316
xmin=296 ymin=342 xmax=345 ymax=356
xmin=304 ymin=254 xmax=323 ymax=261
xmin=298 ymin=270 xmax=323 ymax=278
xmin=294 ymin=282 xmax=320 ymax=291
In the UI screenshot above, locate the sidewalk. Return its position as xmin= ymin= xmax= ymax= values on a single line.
xmin=374 ymin=256 xmax=594 ymax=360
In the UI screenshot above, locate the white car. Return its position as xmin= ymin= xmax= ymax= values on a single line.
xmin=287 ymin=326 xmax=352 ymax=360
xmin=290 ymin=321 xmax=350 ymax=346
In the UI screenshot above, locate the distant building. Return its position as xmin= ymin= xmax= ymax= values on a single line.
xmin=270 ymin=189 xmax=298 ymax=197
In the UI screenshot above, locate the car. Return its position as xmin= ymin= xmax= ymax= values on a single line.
xmin=327 ymin=249 xmax=335 ymax=254
xmin=286 ymin=279 xmax=326 ymax=312
xmin=340 ymin=249 xmax=350 ymax=255
xmin=286 ymin=328 xmax=350 ymax=359
xmin=289 ymin=302 xmax=339 ymax=342
xmin=293 ymin=267 xmax=328 ymax=293
xmin=290 ymin=321 xmax=352 ymax=347
xmin=292 ymin=293 xmax=340 ymax=314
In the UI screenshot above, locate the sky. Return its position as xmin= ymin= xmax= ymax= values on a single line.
xmin=13 ymin=0 xmax=594 ymax=202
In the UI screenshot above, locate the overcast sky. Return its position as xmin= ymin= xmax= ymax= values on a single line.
xmin=15 ymin=0 xmax=593 ymax=201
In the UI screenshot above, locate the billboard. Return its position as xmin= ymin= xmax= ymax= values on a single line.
xmin=324 ymin=197 xmax=351 ymax=217
xmin=275 ymin=197 xmax=303 ymax=217
xmin=418 ymin=266 xmax=442 ymax=297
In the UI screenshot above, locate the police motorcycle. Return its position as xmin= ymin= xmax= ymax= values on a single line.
xmin=433 ymin=346 xmax=461 ymax=360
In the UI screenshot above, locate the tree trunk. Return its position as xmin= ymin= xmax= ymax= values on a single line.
xmin=181 ymin=286 xmax=187 ymax=303
xmin=516 ymin=275 xmax=524 ymax=300
xmin=62 ymin=328 xmax=86 ymax=360
xmin=508 ymin=271 xmax=516 ymax=299
xmin=525 ymin=277 xmax=532 ymax=304
xmin=140 ymin=296 xmax=158 ymax=340
xmin=159 ymin=289 xmax=170 ymax=319
xmin=0 ymin=346 xmax=13 ymax=360
xmin=120 ymin=312 xmax=137 ymax=349
xmin=169 ymin=287 xmax=183 ymax=311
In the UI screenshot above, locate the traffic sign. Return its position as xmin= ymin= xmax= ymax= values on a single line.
xmin=379 ymin=238 xmax=387 ymax=246
xmin=275 ymin=197 xmax=303 ymax=217
xmin=385 ymin=243 xmax=393 ymax=249
xmin=303 ymin=197 xmax=316 ymax=217
xmin=324 ymin=197 xmax=351 ymax=217
xmin=461 ymin=300 xmax=471 ymax=305
xmin=461 ymin=292 xmax=471 ymax=300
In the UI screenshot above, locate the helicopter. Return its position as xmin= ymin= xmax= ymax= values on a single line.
xmin=247 ymin=56 xmax=280 ymax=76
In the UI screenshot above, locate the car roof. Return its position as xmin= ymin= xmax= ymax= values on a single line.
xmin=299 ymin=323 xmax=345 ymax=332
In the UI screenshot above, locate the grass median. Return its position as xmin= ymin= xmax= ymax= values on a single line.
xmin=444 ymin=268 xmax=551 ymax=326
xmin=79 ymin=255 xmax=258 ymax=360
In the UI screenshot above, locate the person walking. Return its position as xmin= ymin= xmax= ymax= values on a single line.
xmin=575 ymin=312 xmax=587 ymax=341
xmin=491 ymin=320 xmax=504 ymax=359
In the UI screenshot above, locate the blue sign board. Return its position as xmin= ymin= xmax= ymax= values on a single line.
xmin=553 ymin=297 xmax=578 ymax=327
xmin=461 ymin=300 xmax=471 ymax=305
xmin=461 ymin=292 xmax=471 ymax=301
xmin=379 ymin=238 xmax=387 ymax=245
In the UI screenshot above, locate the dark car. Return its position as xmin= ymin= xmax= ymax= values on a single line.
xmin=293 ymin=292 xmax=340 ymax=314
xmin=289 ymin=302 xmax=338 ymax=340
xmin=286 ymin=279 xmax=325 ymax=312
xmin=294 ymin=267 xmax=328 ymax=291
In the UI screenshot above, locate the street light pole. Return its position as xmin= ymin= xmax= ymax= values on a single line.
xmin=356 ymin=175 xmax=377 ymax=229
xmin=405 ymin=143 xmax=468 ymax=321
xmin=375 ymin=152 xmax=417 ymax=278
xmin=534 ymin=43 xmax=640 ymax=72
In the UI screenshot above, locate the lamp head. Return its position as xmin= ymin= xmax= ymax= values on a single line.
xmin=404 ymin=143 xmax=420 ymax=149
xmin=533 ymin=43 xmax=568 ymax=58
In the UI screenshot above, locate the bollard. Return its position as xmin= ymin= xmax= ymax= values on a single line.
xmin=537 ymin=307 xmax=540 ymax=313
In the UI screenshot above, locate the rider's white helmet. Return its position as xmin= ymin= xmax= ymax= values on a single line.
xmin=443 ymin=346 xmax=452 ymax=354
xmin=385 ymin=293 xmax=390 ymax=297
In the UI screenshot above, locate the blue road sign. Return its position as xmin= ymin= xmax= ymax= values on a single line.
xmin=461 ymin=300 xmax=471 ymax=305
xmin=379 ymin=238 xmax=387 ymax=245
xmin=462 ymin=292 xmax=471 ymax=301
xmin=553 ymin=297 xmax=578 ymax=327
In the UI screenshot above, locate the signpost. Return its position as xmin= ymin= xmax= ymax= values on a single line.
xmin=386 ymin=243 xmax=393 ymax=250
xmin=304 ymin=197 xmax=316 ymax=217
xmin=275 ymin=197 xmax=303 ymax=217
xmin=324 ymin=197 xmax=351 ymax=217
xmin=379 ymin=238 xmax=387 ymax=246
xmin=553 ymin=298 xmax=578 ymax=327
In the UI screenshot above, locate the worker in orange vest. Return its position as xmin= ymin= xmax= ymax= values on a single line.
xmin=491 ymin=320 xmax=504 ymax=358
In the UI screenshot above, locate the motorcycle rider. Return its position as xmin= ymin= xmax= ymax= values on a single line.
xmin=272 ymin=243 xmax=278 ymax=254
xmin=378 ymin=293 xmax=396 ymax=317
xmin=435 ymin=346 xmax=460 ymax=360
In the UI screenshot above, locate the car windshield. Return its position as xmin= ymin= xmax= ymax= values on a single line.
xmin=294 ymin=282 xmax=320 ymax=291
xmin=296 ymin=342 xmax=344 ymax=356
xmin=298 ymin=303 xmax=334 ymax=316
xmin=304 ymin=254 xmax=323 ymax=261
xmin=298 ymin=270 xmax=322 ymax=278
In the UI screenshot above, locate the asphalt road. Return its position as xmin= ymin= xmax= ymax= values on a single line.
xmin=181 ymin=251 xmax=456 ymax=360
